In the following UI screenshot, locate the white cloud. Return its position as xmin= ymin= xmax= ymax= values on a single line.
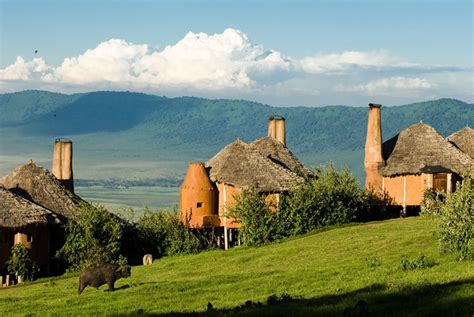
xmin=0 ymin=57 xmax=49 ymax=80
xmin=0 ymin=28 xmax=471 ymax=105
xmin=40 ymin=28 xmax=292 ymax=91
xmin=299 ymin=50 xmax=398 ymax=74
xmin=340 ymin=76 xmax=435 ymax=96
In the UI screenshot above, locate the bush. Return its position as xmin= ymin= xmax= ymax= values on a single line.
xmin=6 ymin=244 xmax=39 ymax=281
xmin=400 ymin=255 xmax=436 ymax=271
xmin=420 ymin=188 xmax=445 ymax=218
xmin=56 ymin=204 xmax=125 ymax=271
xmin=137 ymin=207 xmax=209 ymax=257
xmin=230 ymin=164 xmax=371 ymax=246
xmin=281 ymin=164 xmax=368 ymax=235
xmin=439 ymin=174 xmax=473 ymax=260
xmin=229 ymin=189 xmax=281 ymax=246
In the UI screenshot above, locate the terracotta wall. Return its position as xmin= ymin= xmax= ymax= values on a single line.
xmin=216 ymin=183 xmax=241 ymax=229
xmin=383 ymin=174 xmax=431 ymax=206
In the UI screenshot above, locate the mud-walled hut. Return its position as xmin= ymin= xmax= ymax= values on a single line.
xmin=364 ymin=103 xmax=473 ymax=215
xmin=180 ymin=116 xmax=308 ymax=249
xmin=0 ymin=139 xmax=87 ymax=281
xmin=0 ymin=185 xmax=62 ymax=278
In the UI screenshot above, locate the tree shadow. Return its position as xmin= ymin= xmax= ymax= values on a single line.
xmin=112 ymin=277 xmax=474 ymax=317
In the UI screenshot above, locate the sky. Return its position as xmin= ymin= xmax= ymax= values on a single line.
xmin=0 ymin=0 xmax=472 ymax=106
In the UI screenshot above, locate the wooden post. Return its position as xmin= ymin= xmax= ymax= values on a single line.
xmin=447 ymin=173 xmax=453 ymax=193
xmin=223 ymin=184 xmax=228 ymax=250
xmin=402 ymin=175 xmax=407 ymax=217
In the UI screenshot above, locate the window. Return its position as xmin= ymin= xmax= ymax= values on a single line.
xmin=197 ymin=202 xmax=203 ymax=208
xmin=433 ymin=173 xmax=448 ymax=192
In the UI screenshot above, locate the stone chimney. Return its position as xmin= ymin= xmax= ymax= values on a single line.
xmin=52 ymin=138 xmax=74 ymax=193
xmin=364 ymin=104 xmax=384 ymax=192
xmin=268 ymin=115 xmax=286 ymax=145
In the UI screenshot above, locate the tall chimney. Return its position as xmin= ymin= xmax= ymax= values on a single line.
xmin=364 ymin=104 xmax=384 ymax=192
xmin=268 ymin=115 xmax=286 ymax=145
xmin=52 ymin=138 xmax=74 ymax=193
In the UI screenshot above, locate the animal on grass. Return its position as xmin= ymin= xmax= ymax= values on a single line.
xmin=78 ymin=264 xmax=131 ymax=295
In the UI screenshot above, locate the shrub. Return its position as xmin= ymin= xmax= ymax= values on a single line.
xmin=400 ymin=255 xmax=436 ymax=271
xmin=6 ymin=243 xmax=39 ymax=281
xmin=137 ymin=207 xmax=209 ymax=257
xmin=229 ymin=189 xmax=280 ymax=246
xmin=56 ymin=204 xmax=125 ymax=271
xmin=281 ymin=164 xmax=368 ymax=235
xmin=230 ymin=165 xmax=371 ymax=246
xmin=439 ymin=174 xmax=473 ymax=260
xmin=420 ymin=188 xmax=445 ymax=218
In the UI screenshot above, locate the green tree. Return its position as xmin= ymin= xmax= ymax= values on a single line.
xmin=56 ymin=204 xmax=125 ymax=271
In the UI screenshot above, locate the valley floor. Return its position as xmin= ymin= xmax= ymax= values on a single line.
xmin=0 ymin=218 xmax=472 ymax=316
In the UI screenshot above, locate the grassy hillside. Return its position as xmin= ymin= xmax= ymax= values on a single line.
xmin=0 ymin=218 xmax=472 ymax=316
xmin=1 ymin=91 xmax=473 ymax=183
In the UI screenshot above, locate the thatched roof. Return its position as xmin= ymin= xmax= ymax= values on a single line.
xmin=205 ymin=139 xmax=303 ymax=192
xmin=381 ymin=123 xmax=473 ymax=176
xmin=249 ymin=136 xmax=313 ymax=176
xmin=0 ymin=185 xmax=62 ymax=228
xmin=448 ymin=126 xmax=474 ymax=158
xmin=0 ymin=161 xmax=85 ymax=219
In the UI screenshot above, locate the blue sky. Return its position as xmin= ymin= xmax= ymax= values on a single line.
xmin=0 ymin=0 xmax=472 ymax=106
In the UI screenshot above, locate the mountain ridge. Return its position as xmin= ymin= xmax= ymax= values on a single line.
xmin=1 ymin=90 xmax=473 ymax=181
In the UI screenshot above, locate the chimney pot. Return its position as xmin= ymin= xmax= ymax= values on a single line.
xmin=52 ymin=138 xmax=74 ymax=193
xmin=268 ymin=115 xmax=286 ymax=145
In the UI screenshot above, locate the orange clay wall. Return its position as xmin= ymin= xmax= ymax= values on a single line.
xmin=217 ymin=183 xmax=241 ymax=229
xmin=383 ymin=174 xmax=430 ymax=206
xmin=180 ymin=162 xmax=219 ymax=228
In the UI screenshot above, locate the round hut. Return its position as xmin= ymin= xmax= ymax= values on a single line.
xmin=0 ymin=185 xmax=62 ymax=278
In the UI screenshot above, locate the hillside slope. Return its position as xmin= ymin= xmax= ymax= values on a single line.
xmin=0 ymin=218 xmax=472 ymax=316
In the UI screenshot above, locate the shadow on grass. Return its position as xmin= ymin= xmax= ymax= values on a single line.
xmin=114 ymin=278 xmax=474 ymax=317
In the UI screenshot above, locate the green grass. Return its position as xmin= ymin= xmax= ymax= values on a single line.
xmin=1 ymin=218 xmax=473 ymax=316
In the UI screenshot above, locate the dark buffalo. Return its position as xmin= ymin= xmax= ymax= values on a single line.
xmin=78 ymin=264 xmax=131 ymax=294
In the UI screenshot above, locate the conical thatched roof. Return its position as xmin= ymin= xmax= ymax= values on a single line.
xmin=380 ymin=123 xmax=473 ymax=176
xmin=448 ymin=126 xmax=474 ymax=158
xmin=249 ymin=136 xmax=313 ymax=176
xmin=0 ymin=161 xmax=85 ymax=219
xmin=0 ymin=185 xmax=62 ymax=228
xmin=205 ymin=139 xmax=303 ymax=192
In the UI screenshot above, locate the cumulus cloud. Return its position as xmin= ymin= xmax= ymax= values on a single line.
xmin=0 ymin=28 xmax=471 ymax=105
xmin=41 ymin=29 xmax=292 ymax=91
xmin=0 ymin=57 xmax=50 ymax=80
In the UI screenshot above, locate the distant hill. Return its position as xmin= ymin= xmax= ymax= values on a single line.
xmin=0 ymin=90 xmax=473 ymax=181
